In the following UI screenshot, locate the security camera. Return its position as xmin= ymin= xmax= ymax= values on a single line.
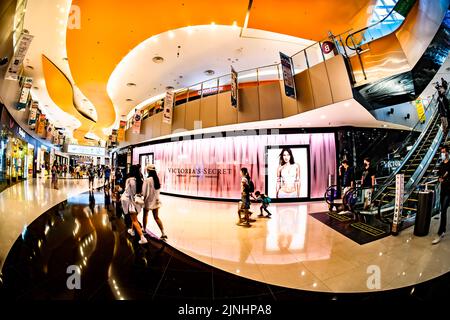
xmin=0 ymin=57 xmax=8 ymax=66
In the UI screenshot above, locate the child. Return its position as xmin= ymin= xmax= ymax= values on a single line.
xmin=253 ymin=191 xmax=272 ymax=218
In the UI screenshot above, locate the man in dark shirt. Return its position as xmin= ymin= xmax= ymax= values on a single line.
xmin=339 ymin=160 xmax=355 ymax=195
xmin=361 ymin=158 xmax=376 ymax=209
xmin=433 ymin=146 xmax=450 ymax=244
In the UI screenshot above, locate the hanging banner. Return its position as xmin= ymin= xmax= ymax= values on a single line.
xmin=28 ymin=100 xmax=39 ymax=129
xmin=5 ymin=33 xmax=34 ymax=81
xmin=46 ymin=122 xmax=54 ymax=141
xmin=392 ymin=174 xmax=404 ymax=235
xmin=415 ymin=99 xmax=426 ymax=123
xmin=37 ymin=114 xmax=46 ymax=136
xmin=111 ymin=129 xmax=118 ymax=146
xmin=162 ymin=91 xmax=174 ymax=124
xmin=231 ymin=66 xmax=238 ymax=108
xmin=118 ymin=119 xmax=126 ymax=141
xmin=17 ymin=77 xmax=33 ymax=110
xmin=279 ymin=52 xmax=296 ymax=99
xmin=131 ymin=110 xmax=143 ymax=134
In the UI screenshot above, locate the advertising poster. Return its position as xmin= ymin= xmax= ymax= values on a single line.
xmin=28 ymin=100 xmax=38 ymax=129
xmin=37 ymin=114 xmax=46 ymax=136
xmin=415 ymin=99 xmax=426 ymax=123
xmin=46 ymin=123 xmax=54 ymax=141
xmin=231 ymin=66 xmax=238 ymax=108
xmin=111 ymin=129 xmax=118 ymax=145
xmin=279 ymin=52 xmax=296 ymax=99
xmin=162 ymin=91 xmax=174 ymax=124
xmin=118 ymin=119 xmax=126 ymax=141
xmin=17 ymin=77 xmax=33 ymax=110
xmin=131 ymin=110 xmax=143 ymax=134
xmin=5 ymin=33 xmax=34 ymax=81
xmin=266 ymin=145 xmax=309 ymax=199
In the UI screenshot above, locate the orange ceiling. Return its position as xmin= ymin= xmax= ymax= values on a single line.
xmin=65 ymin=0 xmax=373 ymax=137
xmin=42 ymin=55 xmax=94 ymax=143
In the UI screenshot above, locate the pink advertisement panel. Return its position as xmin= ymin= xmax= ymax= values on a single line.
xmin=132 ymin=133 xmax=336 ymax=199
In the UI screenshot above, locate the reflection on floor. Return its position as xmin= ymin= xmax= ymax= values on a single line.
xmin=2 ymin=189 xmax=450 ymax=301
xmin=145 ymin=195 xmax=450 ymax=293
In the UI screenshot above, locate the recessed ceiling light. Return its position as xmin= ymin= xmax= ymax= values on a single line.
xmin=33 ymin=86 xmax=39 ymax=90
xmin=168 ymin=31 xmax=175 ymax=39
xmin=126 ymin=82 xmax=136 ymax=87
xmin=82 ymin=98 xmax=88 ymax=102
xmin=232 ymin=21 xmax=238 ymax=28
xmin=126 ymin=98 xmax=133 ymax=102
xmin=165 ymin=86 xmax=174 ymax=91
xmin=152 ymin=56 xmax=164 ymax=63
xmin=204 ymin=69 xmax=215 ymax=76
xmin=26 ymin=65 xmax=34 ymax=69
xmin=62 ymin=57 xmax=68 ymax=61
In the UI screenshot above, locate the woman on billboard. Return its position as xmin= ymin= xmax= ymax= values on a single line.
xmin=276 ymin=148 xmax=300 ymax=198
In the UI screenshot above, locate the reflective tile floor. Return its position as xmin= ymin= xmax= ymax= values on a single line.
xmin=1 ymin=182 xmax=450 ymax=301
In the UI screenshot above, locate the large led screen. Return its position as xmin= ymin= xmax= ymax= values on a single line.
xmin=266 ymin=145 xmax=309 ymax=199
xmin=132 ymin=132 xmax=336 ymax=200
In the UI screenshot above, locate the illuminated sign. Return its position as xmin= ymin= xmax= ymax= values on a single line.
xmin=67 ymin=144 xmax=105 ymax=156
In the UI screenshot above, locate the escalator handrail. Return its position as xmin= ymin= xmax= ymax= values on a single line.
xmin=345 ymin=1 xmax=408 ymax=51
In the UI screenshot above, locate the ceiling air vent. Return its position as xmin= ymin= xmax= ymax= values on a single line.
xmin=152 ymin=56 xmax=164 ymax=63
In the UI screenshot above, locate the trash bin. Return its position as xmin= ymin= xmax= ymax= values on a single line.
xmin=414 ymin=190 xmax=434 ymax=236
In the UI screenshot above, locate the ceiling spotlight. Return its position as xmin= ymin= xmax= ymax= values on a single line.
xmin=82 ymin=98 xmax=88 ymax=102
xmin=210 ymin=22 xmax=216 ymax=29
xmin=33 ymin=86 xmax=39 ymax=90
xmin=168 ymin=31 xmax=175 ymax=39
xmin=165 ymin=86 xmax=174 ymax=91
xmin=26 ymin=65 xmax=34 ymax=70
xmin=204 ymin=69 xmax=215 ymax=76
xmin=232 ymin=21 xmax=238 ymax=28
xmin=62 ymin=57 xmax=68 ymax=61
xmin=126 ymin=82 xmax=136 ymax=87
xmin=126 ymin=98 xmax=133 ymax=102
xmin=152 ymin=56 xmax=164 ymax=64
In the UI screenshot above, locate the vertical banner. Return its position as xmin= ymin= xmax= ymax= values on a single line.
xmin=17 ymin=77 xmax=33 ymax=110
xmin=111 ymin=129 xmax=118 ymax=145
xmin=46 ymin=122 xmax=54 ymax=141
xmin=132 ymin=110 xmax=143 ymax=134
xmin=28 ymin=100 xmax=39 ymax=129
xmin=5 ymin=33 xmax=34 ymax=81
xmin=415 ymin=99 xmax=426 ymax=123
xmin=118 ymin=119 xmax=126 ymax=141
xmin=37 ymin=114 xmax=46 ymax=136
xmin=231 ymin=66 xmax=238 ymax=108
xmin=279 ymin=52 xmax=297 ymax=99
xmin=392 ymin=173 xmax=404 ymax=235
xmin=162 ymin=91 xmax=174 ymax=124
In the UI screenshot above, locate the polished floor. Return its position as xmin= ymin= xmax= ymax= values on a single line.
xmin=1 ymin=180 xmax=450 ymax=301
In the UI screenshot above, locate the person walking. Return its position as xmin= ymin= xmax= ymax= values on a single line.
xmin=142 ymin=164 xmax=167 ymax=240
xmin=88 ymin=164 xmax=95 ymax=190
xmin=433 ymin=146 xmax=450 ymax=244
xmin=237 ymin=167 xmax=253 ymax=227
xmin=361 ymin=158 xmax=376 ymax=209
xmin=253 ymin=191 xmax=272 ymax=218
xmin=51 ymin=161 xmax=59 ymax=189
xmin=104 ymin=165 xmax=111 ymax=188
xmin=121 ymin=165 xmax=147 ymax=244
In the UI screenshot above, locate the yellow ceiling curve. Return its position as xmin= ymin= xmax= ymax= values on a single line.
xmin=66 ymin=0 xmax=372 ymax=136
xmin=41 ymin=55 xmax=95 ymax=143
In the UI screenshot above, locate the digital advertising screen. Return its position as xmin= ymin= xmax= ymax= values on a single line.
xmin=266 ymin=145 xmax=309 ymax=200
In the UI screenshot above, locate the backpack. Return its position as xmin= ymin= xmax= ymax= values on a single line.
xmin=247 ymin=178 xmax=255 ymax=193
xmin=263 ymin=196 xmax=271 ymax=204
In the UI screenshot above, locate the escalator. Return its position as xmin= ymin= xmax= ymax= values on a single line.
xmin=362 ymin=89 xmax=448 ymax=227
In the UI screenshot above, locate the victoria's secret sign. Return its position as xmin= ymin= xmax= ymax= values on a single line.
xmin=168 ymin=167 xmax=232 ymax=177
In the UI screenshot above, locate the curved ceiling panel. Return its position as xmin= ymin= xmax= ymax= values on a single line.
xmin=42 ymin=54 xmax=95 ymax=142
xmin=67 ymin=0 xmax=373 ymax=135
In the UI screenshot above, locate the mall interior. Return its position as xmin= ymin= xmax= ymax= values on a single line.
xmin=0 ymin=0 xmax=450 ymax=308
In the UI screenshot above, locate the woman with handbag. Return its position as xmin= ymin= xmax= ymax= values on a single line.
xmin=120 ymin=165 xmax=147 ymax=244
xmin=142 ymin=164 xmax=167 ymax=240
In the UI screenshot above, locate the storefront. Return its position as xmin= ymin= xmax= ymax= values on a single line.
xmin=131 ymin=129 xmax=337 ymax=201
xmin=0 ymin=104 xmax=57 ymax=191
